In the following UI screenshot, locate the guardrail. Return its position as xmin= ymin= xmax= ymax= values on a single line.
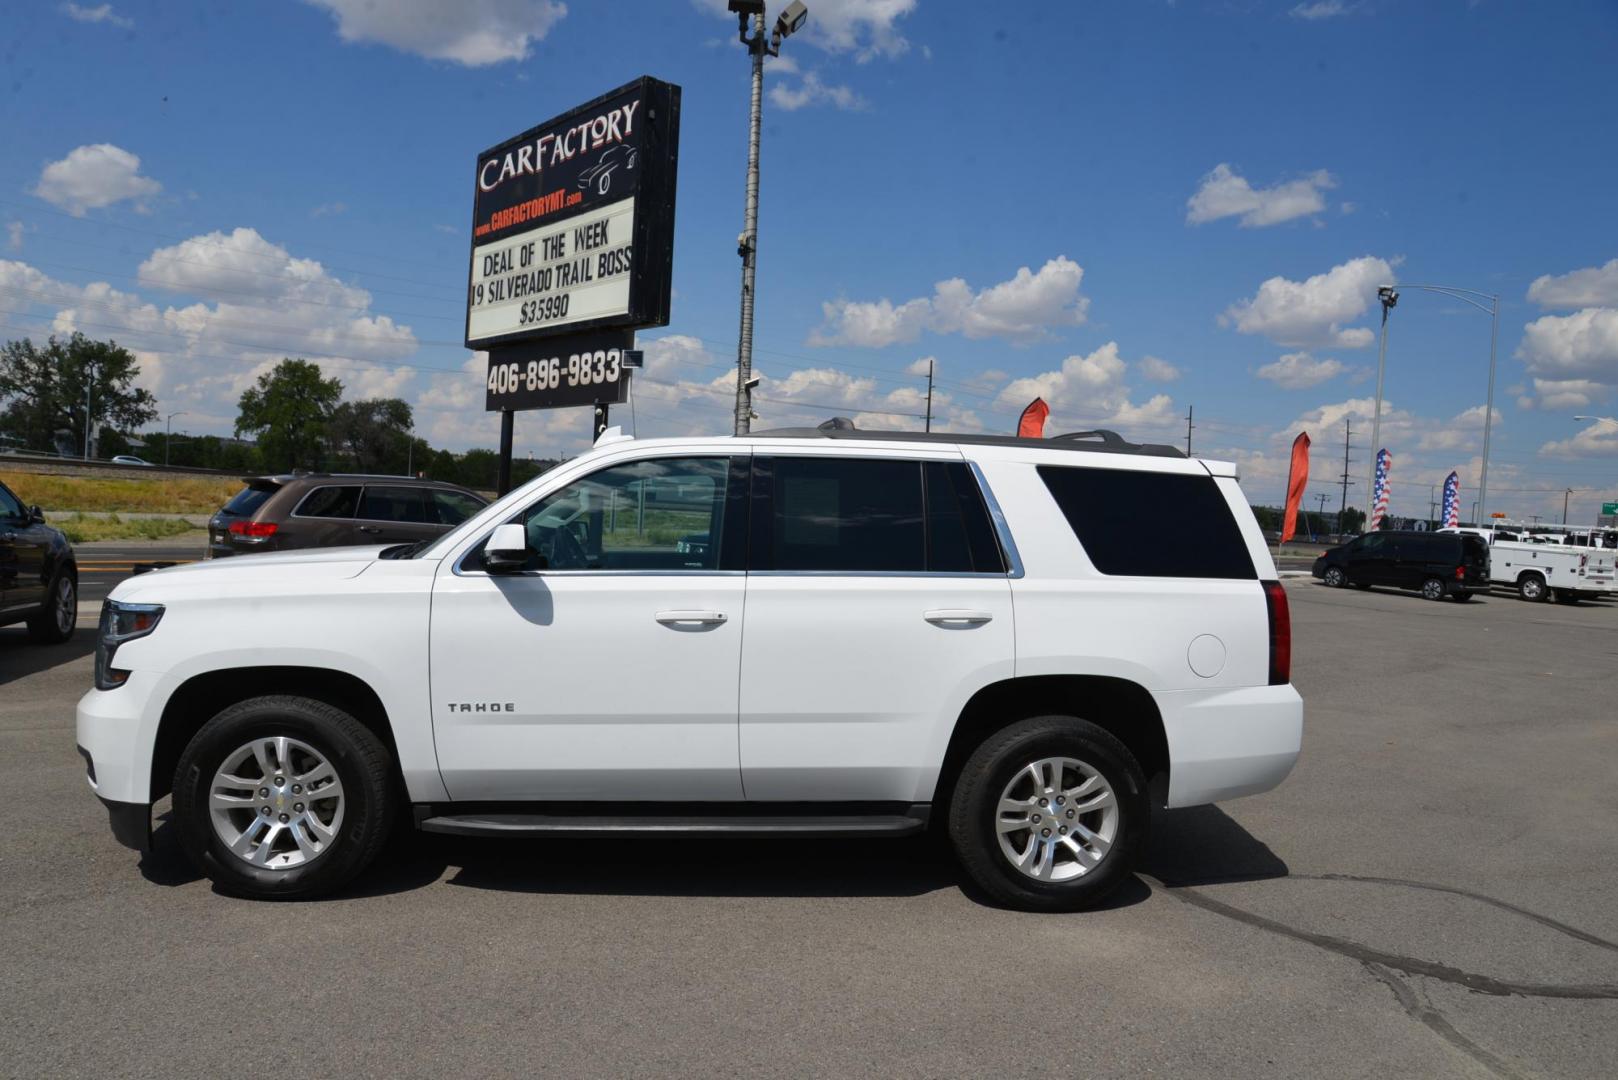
xmin=0 ymin=453 xmax=239 ymax=480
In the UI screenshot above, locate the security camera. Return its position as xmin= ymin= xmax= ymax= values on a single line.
xmin=776 ymin=0 xmax=808 ymax=36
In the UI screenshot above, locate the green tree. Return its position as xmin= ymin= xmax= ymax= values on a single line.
xmin=0 ymin=334 xmax=157 ymax=457
xmin=1340 ymin=507 xmax=1366 ymax=534
xmin=235 ymin=359 xmax=342 ymax=471
xmin=327 ymin=397 xmax=414 ymax=473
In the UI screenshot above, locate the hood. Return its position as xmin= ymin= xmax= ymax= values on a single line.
xmin=109 ymin=544 xmax=391 ymax=602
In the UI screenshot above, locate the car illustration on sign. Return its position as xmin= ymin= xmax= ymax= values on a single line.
xmin=578 ymin=144 xmax=638 ymax=196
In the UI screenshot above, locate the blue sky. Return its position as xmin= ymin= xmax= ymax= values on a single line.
xmin=4 ymin=0 xmax=1617 ymax=521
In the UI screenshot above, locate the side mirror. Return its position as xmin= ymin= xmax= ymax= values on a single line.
xmin=482 ymin=523 xmax=530 ymax=573
xmin=30 ymin=505 xmax=45 ymax=523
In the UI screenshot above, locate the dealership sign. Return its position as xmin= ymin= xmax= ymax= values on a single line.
xmin=467 ymin=76 xmax=679 ymax=411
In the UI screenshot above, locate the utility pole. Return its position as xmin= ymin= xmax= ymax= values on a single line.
xmin=1338 ymin=417 xmax=1355 ymax=523
xmin=1316 ymin=492 xmax=1329 ymax=536
xmin=924 ymin=357 xmax=935 ymax=432
xmin=1429 ymin=484 xmax=1437 ymax=527
xmin=727 ymin=2 xmax=808 ymax=436
xmin=1564 ymin=487 xmax=1574 ymax=524
xmin=1184 ymin=405 xmax=1194 ymax=457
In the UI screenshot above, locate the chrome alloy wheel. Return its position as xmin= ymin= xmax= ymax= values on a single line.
xmin=995 ymin=757 xmax=1118 ymax=882
xmin=1422 ymin=578 xmax=1445 ymax=601
xmin=54 ymin=576 xmax=76 ymax=635
xmin=1323 ymin=566 xmax=1345 ymax=588
xmin=209 ymin=736 xmax=345 ymax=869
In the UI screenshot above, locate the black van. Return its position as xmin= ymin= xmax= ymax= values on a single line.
xmin=1311 ymin=529 xmax=1490 ymax=601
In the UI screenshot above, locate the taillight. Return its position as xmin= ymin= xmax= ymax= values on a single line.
xmin=227 ymin=520 xmax=278 ymax=538
xmin=1455 ymin=565 xmax=1466 ymax=580
xmin=1263 ymin=580 xmax=1291 ymax=686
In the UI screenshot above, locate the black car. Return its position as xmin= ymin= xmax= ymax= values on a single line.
xmin=0 ymin=479 xmax=78 ymax=643
xmin=1311 ymin=529 xmax=1489 ymax=601
xmin=208 ymin=473 xmax=488 ymax=558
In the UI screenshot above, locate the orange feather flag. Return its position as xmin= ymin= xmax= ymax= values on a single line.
xmin=1279 ymin=431 xmax=1311 ymax=544
xmin=1017 ymin=397 xmax=1050 ymax=438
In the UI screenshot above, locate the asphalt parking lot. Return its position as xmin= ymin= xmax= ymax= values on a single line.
xmin=3 ymin=581 xmax=1616 ymax=1078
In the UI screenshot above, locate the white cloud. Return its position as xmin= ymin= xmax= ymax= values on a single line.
xmin=994 ymin=342 xmax=1179 ymax=436
xmin=1137 ymin=355 xmax=1181 ymax=382
xmin=61 ymin=3 xmax=133 ymax=28
xmin=811 ymin=256 xmax=1089 ymax=347
xmin=696 ymin=0 xmax=915 ymax=60
xmin=32 ymin=144 xmax=162 ymax=216
xmin=904 ymin=356 xmax=936 ymax=376
xmin=769 ymin=71 xmax=865 ymax=111
xmin=6 ymin=222 xmax=24 ymax=251
xmin=303 ymin=0 xmax=567 ymax=67
xmin=1515 ymin=307 xmax=1618 ymax=384
xmin=1540 ymin=416 xmax=1618 ymax=458
xmin=1255 ymin=351 xmax=1344 ymax=390
xmin=1527 ymin=259 xmax=1618 ymax=310
xmin=1187 ymin=164 xmax=1337 ymax=227
xmin=1527 ymin=377 xmax=1605 ymax=410
xmin=1222 ymin=255 xmax=1394 ymax=349
xmin=1290 ymin=1 xmax=1351 ymax=19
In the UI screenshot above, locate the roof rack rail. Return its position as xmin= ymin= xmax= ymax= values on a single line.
xmin=751 ymin=418 xmax=1186 ymax=459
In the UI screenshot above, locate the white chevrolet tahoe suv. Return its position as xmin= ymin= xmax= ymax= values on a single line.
xmin=77 ymin=425 xmax=1301 ymax=911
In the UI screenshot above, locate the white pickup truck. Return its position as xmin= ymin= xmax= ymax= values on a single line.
xmin=1441 ymin=525 xmax=1616 ymax=602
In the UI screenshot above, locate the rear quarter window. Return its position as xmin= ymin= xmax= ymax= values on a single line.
xmin=1037 ymin=465 xmax=1256 ymax=579
xmin=223 ymin=484 xmax=277 ymax=516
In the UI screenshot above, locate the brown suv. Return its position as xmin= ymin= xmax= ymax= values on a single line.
xmin=207 ymin=473 xmax=488 ymax=558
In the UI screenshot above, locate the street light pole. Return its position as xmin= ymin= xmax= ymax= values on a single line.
xmin=164 ymin=411 xmax=187 ymax=467
xmin=1368 ymin=287 xmax=1397 ymax=512
xmin=1374 ymin=283 xmax=1498 ymax=517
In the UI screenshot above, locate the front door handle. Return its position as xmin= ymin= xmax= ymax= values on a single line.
xmin=924 ymin=609 xmax=993 ymax=625
xmin=655 ymin=610 xmax=727 ymax=626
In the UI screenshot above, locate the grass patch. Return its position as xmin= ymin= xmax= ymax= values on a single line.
xmin=48 ymin=512 xmax=205 ymax=544
xmin=0 ymin=470 xmax=239 ymax=515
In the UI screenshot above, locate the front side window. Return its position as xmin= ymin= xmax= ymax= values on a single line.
xmin=513 ymin=456 xmax=737 ymax=571
xmin=0 ymin=483 xmax=24 ymax=520
xmin=359 ymin=486 xmax=432 ymax=524
xmin=432 ymin=489 xmax=485 ymax=525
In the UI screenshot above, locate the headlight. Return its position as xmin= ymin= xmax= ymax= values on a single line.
xmin=95 ymin=600 xmax=164 ymax=690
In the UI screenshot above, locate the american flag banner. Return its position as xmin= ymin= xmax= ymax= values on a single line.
xmin=1369 ymin=448 xmax=1393 ymax=531
xmin=1442 ymin=471 xmax=1461 ymax=528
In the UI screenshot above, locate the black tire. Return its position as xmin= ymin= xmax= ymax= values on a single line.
xmin=1420 ymin=577 xmax=1446 ymax=602
xmin=172 ymin=695 xmax=394 ymax=900
xmin=1518 ymin=573 xmax=1547 ymax=603
xmin=1322 ymin=566 xmax=1346 ymax=588
xmin=947 ymin=715 xmax=1148 ymax=912
xmin=26 ymin=572 xmax=76 ymax=644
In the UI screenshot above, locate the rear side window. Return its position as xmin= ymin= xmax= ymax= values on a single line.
xmin=1038 ymin=465 xmax=1256 ymax=579
xmin=359 ymin=486 xmax=432 ymax=523
xmin=924 ymin=461 xmax=1006 ymax=573
xmin=223 ymin=484 xmax=277 ymax=516
xmin=295 ymin=485 xmax=360 ymax=518
xmin=761 ymin=457 xmax=924 ymax=572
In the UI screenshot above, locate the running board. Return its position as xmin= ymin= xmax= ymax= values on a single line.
xmin=416 ymin=806 xmax=929 ymax=840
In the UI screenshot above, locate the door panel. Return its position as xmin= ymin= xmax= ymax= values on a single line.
xmin=356 ymin=485 xmax=439 ymax=545
xmin=0 ymin=486 xmax=44 ymax=613
xmin=429 ymin=454 xmax=747 ymax=801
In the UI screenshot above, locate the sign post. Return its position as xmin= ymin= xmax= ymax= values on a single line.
xmin=466 ymin=76 xmax=680 ymax=491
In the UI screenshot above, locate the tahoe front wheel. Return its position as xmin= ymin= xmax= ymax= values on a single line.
xmin=948 ymin=715 xmax=1148 ymax=912
xmin=172 ymin=695 xmax=394 ymax=900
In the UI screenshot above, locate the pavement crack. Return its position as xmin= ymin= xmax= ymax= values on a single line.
xmin=1363 ymin=961 xmax=1527 ymax=1080
xmin=1140 ymin=873 xmax=1618 ymax=1000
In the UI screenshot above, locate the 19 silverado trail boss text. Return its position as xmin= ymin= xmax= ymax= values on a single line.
xmin=76 ymin=425 xmax=1302 ymax=911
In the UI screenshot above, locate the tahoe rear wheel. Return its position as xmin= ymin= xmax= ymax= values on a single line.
xmin=1322 ymin=566 xmax=1346 ymax=588
xmin=1421 ymin=577 xmax=1446 ymax=601
xmin=172 ymin=695 xmax=394 ymax=900
xmin=948 ymin=715 xmax=1148 ymax=912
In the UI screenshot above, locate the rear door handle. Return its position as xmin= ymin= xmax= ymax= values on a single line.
xmin=655 ymin=610 xmax=727 ymax=625
xmin=358 ymin=525 xmax=383 ymax=535
xmin=924 ymin=609 xmax=993 ymax=625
